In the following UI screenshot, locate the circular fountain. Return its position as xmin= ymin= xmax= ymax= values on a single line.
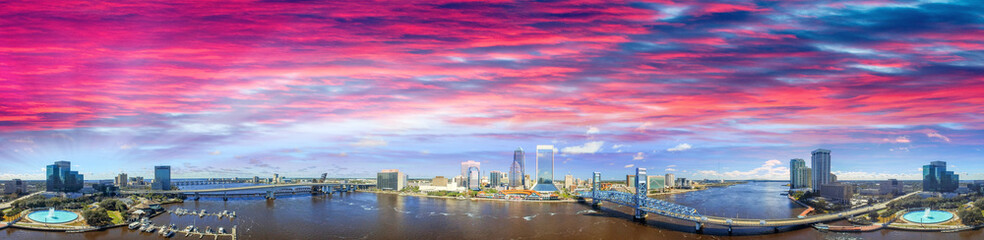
xmin=901 ymin=208 xmax=953 ymax=224
xmin=26 ymin=208 xmax=79 ymax=224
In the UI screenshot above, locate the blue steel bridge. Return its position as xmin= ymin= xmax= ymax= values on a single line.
xmin=577 ymin=168 xmax=919 ymax=234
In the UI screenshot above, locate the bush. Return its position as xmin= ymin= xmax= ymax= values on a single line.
xmin=82 ymin=208 xmax=113 ymax=226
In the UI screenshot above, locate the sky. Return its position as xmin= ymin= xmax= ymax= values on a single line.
xmin=1 ymin=0 xmax=983 ymax=181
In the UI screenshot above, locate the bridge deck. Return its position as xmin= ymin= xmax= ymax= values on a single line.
xmin=123 ymin=183 xmax=373 ymax=194
xmin=582 ymin=191 xmax=917 ymax=227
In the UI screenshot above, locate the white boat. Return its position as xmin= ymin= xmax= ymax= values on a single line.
xmin=184 ymin=225 xmax=194 ymax=231
xmin=162 ymin=230 xmax=175 ymax=238
xmin=128 ymin=222 xmax=141 ymax=230
xmin=144 ymin=225 xmax=156 ymax=232
xmin=218 ymin=227 xmax=226 ymax=234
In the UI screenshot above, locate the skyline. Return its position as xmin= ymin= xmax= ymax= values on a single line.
xmin=3 ymin=0 xmax=984 ymax=181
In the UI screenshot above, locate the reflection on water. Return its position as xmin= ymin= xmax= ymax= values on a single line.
xmin=2 ymin=182 xmax=982 ymax=239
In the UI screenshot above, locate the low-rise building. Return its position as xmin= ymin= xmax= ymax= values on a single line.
xmin=820 ymin=183 xmax=854 ymax=204
xmin=879 ymin=179 xmax=903 ymax=195
xmin=1 ymin=179 xmax=26 ymax=194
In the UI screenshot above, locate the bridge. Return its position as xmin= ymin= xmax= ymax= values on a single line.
xmin=578 ymin=168 xmax=919 ymax=234
xmin=123 ymin=183 xmax=375 ymax=201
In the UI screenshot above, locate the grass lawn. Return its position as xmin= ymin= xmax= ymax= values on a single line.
xmin=108 ymin=211 xmax=123 ymax=225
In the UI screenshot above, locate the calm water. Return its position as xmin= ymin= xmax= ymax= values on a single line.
xmin=3 ymin=182 xmax=982 ymax=239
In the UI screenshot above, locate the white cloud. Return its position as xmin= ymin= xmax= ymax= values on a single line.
xmin=120 ymin=144 xmax=135 ymax=150
xmin=667 ymin=165 xmax=677 ymax=168
xmin=561 ymin=141 xmax=604 ymax=154
xmin=667 ymin=143 xmax=692 ymax=152
xmin=889 ymin=147 xmax=910 ymax=152
xmin=927 ymin=132 xmax=951 ymax=142
xmin=612 ymin=144 xmax=626 ymax=149
xmin=695 ymin=159 xmax=788 ymax=180
xmin=665 ymin=168 xmax=677 ymax=172
xmin=624 ymin=164 xmax=635 ymax=168
xmin=210 ymin=150 xmax=222 ymax=155
xmin=586 ymin=126 xmax=600 ymax=135
xmin=633 ymin=152 xmax=644 ymax=160
xmin=635 ymin=122 xmax=654 ymax=132
xmin=351 ymin=137 xmax=387 ymax=148
xmin=884 ymin=136 xmax=910 ymax=143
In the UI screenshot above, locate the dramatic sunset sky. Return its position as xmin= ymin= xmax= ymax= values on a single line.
xmin=2 ymin=0 xmax=983 ymax=181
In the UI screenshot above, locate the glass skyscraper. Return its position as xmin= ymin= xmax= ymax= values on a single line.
xmin=152 ymin=165 xmax=171 ymax=191
xmin=45 ymin=161 xmax=84 ymax=192
xmin=509 ymin=147 xmax=525 ymax=189
xmin=377 ymin=169 xmax=406 ymax=191
xmin=532 ymin=145 xmax=558 ymax=192
xmin=811 ymin=149 xmax=831 ymax=192
xmin=467 ymin=167 xmax=481 ymax=190
xmin=923 ymin=161 xmax=959 ymax=192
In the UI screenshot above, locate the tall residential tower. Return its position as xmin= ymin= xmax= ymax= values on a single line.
xmin=811 ymin=149 xmax=831 ymax=192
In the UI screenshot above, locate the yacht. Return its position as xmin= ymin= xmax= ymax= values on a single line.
xmin=144 ymin=225 xmax=156 ymax=233
xmin=128 ymin=222 xmax=141 ymax=230
xmin=162 ymin=229 xmax=175 ymax=238
xmin=218 ymin=227 xmax=226 ymax=234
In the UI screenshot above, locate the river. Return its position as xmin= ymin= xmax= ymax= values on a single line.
xmin=3 ymin=182 xmax=981 ymax=239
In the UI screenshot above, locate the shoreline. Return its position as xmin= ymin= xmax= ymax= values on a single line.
xmin=368 ymin=190 xmax=578 ymax=203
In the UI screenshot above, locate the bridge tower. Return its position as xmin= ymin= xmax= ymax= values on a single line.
xmin=634 ymin=168 xmax=648 ymax=221
xmin=591 ymin=172 xmax=601 ymax=208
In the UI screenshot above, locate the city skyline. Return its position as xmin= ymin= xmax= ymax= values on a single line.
xmin=3 ymin=0 xmax=984 ymax=181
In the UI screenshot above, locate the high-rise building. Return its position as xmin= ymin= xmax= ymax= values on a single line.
xmin=467 ymin=167 xmax=481 ymax=190
xmin=377 ymin=169 xmax=406 ymax=191
xmin=152 ymin=166 xmax=171 ymax=191
xmin=647 ymin=175 xmax=665 ymax=192
xmin=880 ymin=179 xmax=903 ymax=195
xmin=564 ymin=174 xmax=575 ymax=191
xmin=532 ymin=145 xmax=559 ymax=192
xmin=1 ymin=179 xmax=26 ymax=194
xmin=46 ymin=161 xmax=84 ymax=192
xmin=798 ymin=167 xmax=812 ymax=188
xmin=790 ymin=158 xmax=807 ymax=188
xmin=274 ymin=173 xmax=280 ymax=184
xmin=626 ymin=175 xmax=636 ymax=187
xmin=115 ymin=173 xmax=128 ymax=187
xmin=665 ymin=174 xmax=675 ymax=188
xmin=811 ymin=149 xmax=831 ymax=192
xmin=923 ymin=161 xmax=959 ymax=192
xmin=490 ymin=171 xmax=505 ymax=188
xmin=509 ymin=147 xmax=525 ymax=189
xmin=253 ymin=176 xmax=260 ymax=183
xmin=461 ymin=160 xmax=481 ymax=180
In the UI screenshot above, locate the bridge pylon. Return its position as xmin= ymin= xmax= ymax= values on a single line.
xmin=633 ymin=168 xmax=647 ymax=221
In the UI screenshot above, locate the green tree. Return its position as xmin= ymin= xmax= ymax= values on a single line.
xmin=868 ymin=211 xmax=879 ymax=222
xmin=82 ymin=208 xmax=113 ymax=226
xmin=958 ymin=207 xmax=984 ymax=226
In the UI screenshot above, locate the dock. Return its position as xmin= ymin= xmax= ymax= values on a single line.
xmin=170 ymin=208 xmax=236 ymax=220
xmin=136 ymin=223 xmax=236 ymax=239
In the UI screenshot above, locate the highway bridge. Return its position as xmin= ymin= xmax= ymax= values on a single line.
xmin=123 ymin=183 xmax=375 ymax=200
xmin=578 ymin=168 xmax=919 ymax=234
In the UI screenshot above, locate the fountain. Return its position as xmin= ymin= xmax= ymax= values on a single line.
xmin=902 ymin=208 xmax=954 ymax=224
xmin=48 ymin=208 xmax=55 ymax=219
xmin=924 ymin=208 xmax=930 ymax=218
xmin=27 ymin=208 xmax=79 ymax=224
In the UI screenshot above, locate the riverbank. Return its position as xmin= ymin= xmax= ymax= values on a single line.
xmin=367 ymin=190 xmax=577 ymax=203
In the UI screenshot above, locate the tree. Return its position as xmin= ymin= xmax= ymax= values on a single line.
xmin=958 ymin=207 xmax=984 ymax=226
xmin=82 ymin=208 xmax=113 ymax=226
xmin=99 ymin=199 xmax=128 ymax=212
xmin=868 ymin=211 xmax=879 ymax=222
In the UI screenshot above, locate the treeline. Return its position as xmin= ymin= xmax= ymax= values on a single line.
xmin=3 ymin=194 xmax=108 ymax=217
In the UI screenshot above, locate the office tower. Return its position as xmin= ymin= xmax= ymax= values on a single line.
xmin=467 ymin=167 xmax=481 ymax=190
xmin=532 ymin=145 xmax=559 ymax=192
xmin=46 ymin=161 xmax=84 ymax=192
xmin=880 ymin=179 xmax=903 ymax=195
xmin=811 ymin=149 xmax=831 ymax=192
xmin=115 ymin=173 xmax=128 ymax=187
xmin=626 ymin=175 xmax=636 ymax=187
xmin=665 ymin=173 xmax=675 ymax=188
xmin=923 ymin=161 xmax=959 ymax=192
xmin=564 ymin=174 xmax=575 ymax=191
xmin=432 ymin=176 xmax=448 ymax=187
xmin=253 ymin=176 xmax=260 ymax=183
xmin=490 ymin=171 xmax=505 ymax=188
xmin=377 ymin=169 xmax=406 ymax=191
xmin=461 ymin=160 xmax=481 ymax=180
xmin=152 ymin=166 xmax=171 ymax=191
xmin=509 ymin=147 xmax=525 ymax=189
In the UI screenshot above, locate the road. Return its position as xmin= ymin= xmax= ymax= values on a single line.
xmin=0 ymin=192 xmax=42 ymax=210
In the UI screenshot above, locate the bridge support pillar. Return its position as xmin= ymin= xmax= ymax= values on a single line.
xmin=194 ymin=193 xmax=200 ymax=201
xmin=223 ymin=197 xmax=228 ymax=201
xmin=774 ymin=227 xmax=779 ymax=233
xmin=695 ymin=222 xmax=703 ymax=233
xmin=728 ymin=226 xmax=733 ymax=235
xmin=265 ymin=190 xmax=276 ymax=200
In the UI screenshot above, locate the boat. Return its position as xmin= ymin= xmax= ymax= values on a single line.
xmin=205 ymin=226 xmax=214 ymax=234
xmin=184 ymin=225 xmax=194 ymax=231
xmin=145 ymin=225 xmax=157 ymax=232
xmin=128 ymin=222 xmax=141 ymax=230
xmin=162 ymin=230 xmax=175 ymax=238
xmin=138 ymin=223 xmax=150 ymax=231
xmin=218 ymin=227 xmax=226 ymax=234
